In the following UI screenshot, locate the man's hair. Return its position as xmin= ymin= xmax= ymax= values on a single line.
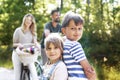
xmin=62 ymin=11 xmax=84 ymax=28
xmin=50 ymin=9 xmax=59 ymax=15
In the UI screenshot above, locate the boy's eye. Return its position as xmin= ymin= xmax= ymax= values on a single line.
xmin=71 ymin=28 xmax=75 ymax=30
xmin=78 ymin=28 xmax=82 ymax=30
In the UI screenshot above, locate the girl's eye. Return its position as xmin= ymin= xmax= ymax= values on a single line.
xmin=55 ymin=46 xmax=58 ymax=49
xmin=47 ymin=47 xmax=51 ymax=50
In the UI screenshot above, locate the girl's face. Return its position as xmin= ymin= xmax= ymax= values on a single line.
xmin=45 ymin=43 xmax=61 ymax=63
xmin=25 ymin=16 xmax=33 ymax=27
xmin=62 ymin=20 xmax=83 ymax=41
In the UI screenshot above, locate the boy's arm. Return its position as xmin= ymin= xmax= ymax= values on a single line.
xmin=80 ymin=59 xmax=96 ymax=80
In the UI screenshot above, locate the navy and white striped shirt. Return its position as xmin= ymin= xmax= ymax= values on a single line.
xmin=63 ymin=39 xmax=88 ymax=79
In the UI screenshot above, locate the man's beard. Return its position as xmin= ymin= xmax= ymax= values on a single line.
xmin=54 ymin=18 xmax=60 ymax=22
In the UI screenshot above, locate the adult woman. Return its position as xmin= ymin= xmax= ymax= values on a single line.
xmin=12 ymin=13 xmax=39 ymax=80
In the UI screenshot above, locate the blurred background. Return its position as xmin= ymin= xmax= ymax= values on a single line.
xmin=0 ymin=0 xmax=120 ymax=80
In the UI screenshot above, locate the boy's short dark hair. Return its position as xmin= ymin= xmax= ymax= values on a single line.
xmin=51 ymin=9 xmax=59 ymax=15
xmin=62 ymin=11 xmax=84 ymax=28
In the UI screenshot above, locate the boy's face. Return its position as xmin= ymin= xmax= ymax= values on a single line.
xmin=62 ymin=20 xmax=83 ymax=41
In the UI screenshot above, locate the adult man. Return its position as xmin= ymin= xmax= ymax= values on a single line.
xmin=40 ymin=9 xmax=61 ymax=65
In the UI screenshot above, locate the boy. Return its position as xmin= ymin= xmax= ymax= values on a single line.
xmin=61 ymin=11 xmax=96 ymax=80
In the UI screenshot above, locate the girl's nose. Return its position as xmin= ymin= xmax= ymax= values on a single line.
xmin=50 ymin=49 xmax=54 ymax=53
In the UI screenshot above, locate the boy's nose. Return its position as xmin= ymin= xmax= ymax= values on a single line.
xmin=75 ymin=29 xmax=80 ymax=34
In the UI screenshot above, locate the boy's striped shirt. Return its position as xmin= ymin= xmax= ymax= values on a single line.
xmin=63 ymin=39 xmax=88 ymax=79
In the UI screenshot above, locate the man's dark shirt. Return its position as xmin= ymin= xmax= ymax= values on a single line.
xmin=40 ymin=22 xmax=61 ymax=48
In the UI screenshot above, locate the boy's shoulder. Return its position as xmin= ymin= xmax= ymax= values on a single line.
xmin=64 ymin=39 xmax=82 ymax=49
xmin=64 ymin=39 xmax=80 ymax=45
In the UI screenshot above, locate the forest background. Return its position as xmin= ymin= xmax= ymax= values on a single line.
xmin=0 ymin=0 xmax=120 ymax=80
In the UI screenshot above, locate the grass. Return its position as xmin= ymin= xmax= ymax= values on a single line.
xmin=0 ymin=44 xmax=119 ymax=80
xmin=0 ymin=45 xmax=13 ymax=69
xmin=95 ymin=64 xmax=120 ymax=80
xmin=103 ymin=66 xmax=120 ymax=80
xmin=1 ymin=59 xmax=120 ymax=80
xmin=0 ymin=59 xmax=13 ymax=69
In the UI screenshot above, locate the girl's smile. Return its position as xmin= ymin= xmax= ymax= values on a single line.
xmin=45 ymin=43 xmax=61 ymax=63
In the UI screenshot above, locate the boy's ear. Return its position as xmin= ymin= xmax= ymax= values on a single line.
xmin=61 ymin=28 xmax=65 ymax=35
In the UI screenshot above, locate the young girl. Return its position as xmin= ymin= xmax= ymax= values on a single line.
xmin=42 ymin=33 xmax=68 ymax=80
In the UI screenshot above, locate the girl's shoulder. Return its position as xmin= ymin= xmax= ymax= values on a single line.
xmin=56 ymin=61 xmax=66 ymax=68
